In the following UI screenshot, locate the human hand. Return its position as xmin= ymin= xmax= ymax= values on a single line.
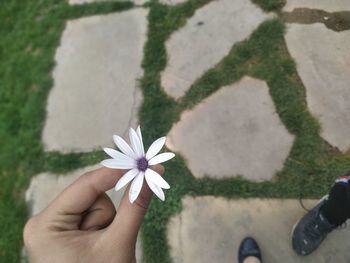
xmin=23 ymin=165 xmax=164 ymax=263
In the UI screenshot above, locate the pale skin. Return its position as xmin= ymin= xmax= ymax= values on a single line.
xmin=244 ymin=256 xmax=261 ymax=263
xmin=23 ymin=165 xmax=164 ymax=263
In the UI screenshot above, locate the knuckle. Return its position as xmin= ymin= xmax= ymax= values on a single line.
xmin=80 ymin=171 xmax=94 ymax=186
xmin=135 ymin=195 xmax=149 ymax=212
xmin=81 ymin=171 xmax=93 ymax=180
xmin=23 ymin=216 xmax=39 ymax=246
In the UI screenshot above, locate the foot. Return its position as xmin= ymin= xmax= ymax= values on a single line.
xmin=238 ymin=237 xmax=262 ymax=263
xmin=292 ymin=196 xmax=337 ymax=256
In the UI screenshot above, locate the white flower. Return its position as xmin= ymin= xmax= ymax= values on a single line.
xmin=101 ymin=126 xmax=175 ymax=203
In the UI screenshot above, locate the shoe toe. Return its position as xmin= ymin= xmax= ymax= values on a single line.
xmin=292 ymin=233 xmax=309 ymax=256
xmin=238 ymin=237 xmax=262 ymax=263
xmin=291 ymin=198 xmax=334 ymax=256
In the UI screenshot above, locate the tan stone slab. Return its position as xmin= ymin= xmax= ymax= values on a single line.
xmin=161 ymin=0 xmax=273 ymax=99
xmin=167 ymin=77 xmax=294 ymax=181
xmin=283 ymin=0 xmax=350 ymax=12
xmin=159 ymin=0 xmax=187 ymax=5
xmin=168 ymin=196 xmax=350 ymax=263
xmin=70 ymin=0 xmax=118 ymax=4
xmin=285 ymin=24 xmax=350 ymax=153
xmin=69 ymin=0 xmax=148 ymax=5
xmin=42 ymin=9 xmax=148 ymax=153
xmin=25 ymin=165 xmax=142 ymax=262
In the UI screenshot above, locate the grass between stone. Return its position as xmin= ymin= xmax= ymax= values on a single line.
xmin=252 ymin=0 xmax=286 ymax=11
xmin=1 ymin=0 xmax=349 ymax=263
xmin=0 ymin=1 xmax=133 ymax=262
xmin=140 ymin=2 xmax=350 ymax=262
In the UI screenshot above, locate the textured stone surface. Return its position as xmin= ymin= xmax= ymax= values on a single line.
xmin=160 ymin=0 xmax=272 ymax=99
xmin=25 ymin=165 xmax=142 ymax=262
xmin=283 ymin=0 xmax=350 ymax=12
xmin=285 ymin=24 xmax=350 ymax=152
xmin=166 ymin=77 xmax=294 ymax=181
xmin=42 ymin=9 xmax=148 ymax=153
xmin=69 ymin=0 xmax=147 ymax=5
xmin=70 ymin=0 xmax=119 ymax=4
xmin=168 ymin=196 xmax=350 ymax=263
xmin=159 ymin=0 xmax=187 ymax=5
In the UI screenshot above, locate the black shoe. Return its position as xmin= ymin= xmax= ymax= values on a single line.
xmin=292 ymin=196 xmax=337 ymax=256
xmin=238 ymin=237 xmax=262 ymax=263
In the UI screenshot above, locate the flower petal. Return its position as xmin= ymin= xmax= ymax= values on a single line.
xmin=145 ymin=168 xmax=170 ymax=189
xmin=103 ymin=148 xmax=136 ymax=164
xmin=146 ymin=137 xmax=166 ymax=160
xmin=148 ymin=152 xmax=175 ymax=165
xmin=101 ymin=159 xmax=135 ymax=169
xmin=129 ymin=172 xmax=144 ymax=203
xmin=129 ymin=128 xmax=143 ymax=158
xmin=136 ymin=126 xmax=145 ymax=155
xmin=145 ymin=177 xmax=165 ymax=201
xmin=113 ymin=135 xmax=137 ymax=159
xmin=115 ymin=168 xmax=139 ymax=191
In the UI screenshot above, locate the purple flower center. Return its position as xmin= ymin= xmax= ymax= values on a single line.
xmin=137 ymin=157 xmax=148 ymax=172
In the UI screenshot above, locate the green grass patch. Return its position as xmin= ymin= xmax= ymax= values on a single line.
xmin=252 ymin=0 xmax=286 ymax=11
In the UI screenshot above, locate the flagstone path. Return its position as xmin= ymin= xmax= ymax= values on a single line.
xmin=167 ymin=196 xmax=350 ymax=263
xmin=25 ymin=0 xmax=350 ymax=262
xmin=285 ymin=23 xmax=350 ymax=153
xmin=166 ymin=77 xmax=294 ymax=180
xmin=42 ymin=9 xmax=147 ymax=153
xmin=160 ymin=0 xmax=273 ymax=99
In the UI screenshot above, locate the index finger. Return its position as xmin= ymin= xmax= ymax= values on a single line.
xmin=45 ymin=167 xmax=126 ymax=216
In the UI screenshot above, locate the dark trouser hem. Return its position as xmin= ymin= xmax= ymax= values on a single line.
xmin=321 ymin=174 xmax=350 ymax=226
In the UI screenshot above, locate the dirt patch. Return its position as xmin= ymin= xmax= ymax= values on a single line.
xmin=280 ymin=8 xmax=350 ymax=32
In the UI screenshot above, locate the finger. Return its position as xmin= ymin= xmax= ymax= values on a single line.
xmin=104 ymin=165 xmax=164 ymax=244
xmin=45 ymin=167 xmax=126 ymax=216
xmin=80 ymin=193 xmax=116 ymax=231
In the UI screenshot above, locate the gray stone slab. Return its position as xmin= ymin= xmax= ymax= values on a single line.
xmin=159 ymin=0 xmax=187 ymax=5
xmin=160 ymin=0 xmax=273 ymax=99
xmin=283 ymin=0 xmax=350 ymax=12
xmin=285 ymin=24 xmax=350 ymax=153
xmin=166 ymin=77 xmax=294 ymax=181
xmin=69 ymin=0 xmax=147 ymax=5
xmin=168 ymin=196 xmax=350 ymax=263
xmin=25 ymin=165 xmax=142 ymax=262
xmin=42 ymin=9 xmax=148 ymax=153
xmin=69 ymin=0 xmax=118 ymax=4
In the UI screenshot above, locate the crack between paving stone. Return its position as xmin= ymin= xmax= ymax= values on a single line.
xmin=108 ymin=70 xmax=139 ymax=139
xmin=123 ymin=78 xmax=140 ymax=138
xmin=279 ymin=8 xmax=350 ymax=32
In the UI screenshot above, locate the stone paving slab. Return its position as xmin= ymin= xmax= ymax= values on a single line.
xmin=161 ymin=0 xmax=273 ymax=99
xmin=159 ymin=0 xmax=187 ymax=5
xmin=69 ymin=0 xmax=147 ymax=5
xmin=42 ymin=9 xmax=147 ymax=153
xmin=283 ymin=0 xmax=350 ymax=12
xmin=25 ymin=165 xmax=142 ymax=262
xmin=167 ymin=196 xmax=350 ymax=263
xmin=285 ymin=24 xmax=350 ymax=153
xmin=69 ymin=0 xmax=120 ymax=4
xmin=166 ymin=77 xmax=294 ymax=181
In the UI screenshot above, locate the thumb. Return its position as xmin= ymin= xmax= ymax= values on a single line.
xmin=103 ymin=165 xmax=164 ymax=244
